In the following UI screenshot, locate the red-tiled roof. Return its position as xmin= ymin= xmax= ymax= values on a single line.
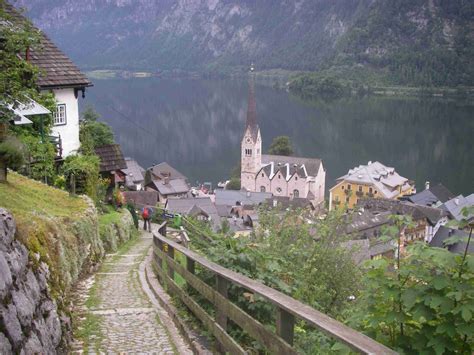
xmin=2 ymin=2 xmax=92 ymax=89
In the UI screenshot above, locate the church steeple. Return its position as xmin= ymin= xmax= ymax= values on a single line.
xmin=245 ymin=64 xmax=259 ymax=141
xmin=241 ymin=64 xmax=262 ymax=192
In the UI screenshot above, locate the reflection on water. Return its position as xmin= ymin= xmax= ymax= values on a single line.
xmin=83 ymin=78 xmax=474 ymax=195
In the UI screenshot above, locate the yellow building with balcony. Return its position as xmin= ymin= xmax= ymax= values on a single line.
xmin=329 ymin=161 xmax=415 ymax=210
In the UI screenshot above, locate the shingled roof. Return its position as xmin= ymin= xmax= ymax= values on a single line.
xmin=2 ymin=2 xmax=92 ymax=89
xmin=95 ymin=144 xmax=127 ymax=173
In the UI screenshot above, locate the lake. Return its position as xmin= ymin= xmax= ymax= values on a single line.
xmin=82 ymin=77 xmax=474 ymax=195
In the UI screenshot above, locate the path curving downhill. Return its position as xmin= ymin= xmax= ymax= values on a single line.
xmin=71 ymin=226 xmax=191 ymax=354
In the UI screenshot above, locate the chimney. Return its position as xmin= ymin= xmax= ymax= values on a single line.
xmin=368 ymin=161 xmax=372 ymax=165
xmin=425 ymin=181 xmax=430 ymax=191
xmin=163 ymin=176 xmax=169 ymax=185
xmin=454 ymin=198 xmax=460 ymax=205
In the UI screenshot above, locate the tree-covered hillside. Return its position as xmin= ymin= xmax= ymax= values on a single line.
xmin=15 ymin=0 xmax=474 ymax=87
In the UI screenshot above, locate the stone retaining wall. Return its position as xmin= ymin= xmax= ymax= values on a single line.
xmin=0 ymin=206 xmax=136 ymax=353
xmin=0 ymin=208 xmax=61 ymax=353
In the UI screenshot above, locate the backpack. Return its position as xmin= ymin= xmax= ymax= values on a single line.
xmin=142 ymin=208 xmax=149 ymax=219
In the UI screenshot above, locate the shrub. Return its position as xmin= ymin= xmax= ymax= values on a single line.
xmin=62 ymin=154 xmax=100 ymax=200
xmin=0 ymin=136 xmax=25 ymax=168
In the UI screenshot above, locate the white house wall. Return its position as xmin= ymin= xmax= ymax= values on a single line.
xmin=49 ymin=88 xmax=80 ymax=157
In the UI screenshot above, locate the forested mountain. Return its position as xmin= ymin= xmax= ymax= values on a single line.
xmin=14 ymin=0 xmax=473 ymax=86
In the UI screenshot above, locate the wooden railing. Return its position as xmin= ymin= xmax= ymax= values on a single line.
xmin=152 ymin=222 xmax=396 ymax=354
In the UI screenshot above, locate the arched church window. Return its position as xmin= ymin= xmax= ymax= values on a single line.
xmin=293 ymin=189 xmax=299 ymax=198
xmin=260 ymin=186 xmax=266 ymax=192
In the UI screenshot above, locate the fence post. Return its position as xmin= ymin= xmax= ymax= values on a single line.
xmin=216 ymin=275 xmax=229 ymax=353
xmin=186 ymin=256 xmax=195 ymax=274
xmin=276 ymin=307 xmax=295 ymax=346
xmin=160 ymin=222 xmax=167 ymax=237
xmin=167 ymin=244 xmax=174 ymax=280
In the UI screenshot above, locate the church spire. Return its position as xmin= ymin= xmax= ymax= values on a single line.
xmin=246 ymin=63 xmax=258 ymax=140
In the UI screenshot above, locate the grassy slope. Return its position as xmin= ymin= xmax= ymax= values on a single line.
xmin=0 ymin=172 xmax=98 ymax=298
xmin=0 ymin=171 xmax=88 ymax=221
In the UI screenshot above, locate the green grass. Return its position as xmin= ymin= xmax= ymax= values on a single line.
xmin=98 ymin=210 xmax=122 ymax=226
xmin=0 ymin=171 xmax=88 ymax=221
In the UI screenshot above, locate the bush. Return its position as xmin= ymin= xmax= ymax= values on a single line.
xmin=0 ymin=136 xmax=25 ymax=169
xmin=62 ymin=154 xmax=100 ymax=200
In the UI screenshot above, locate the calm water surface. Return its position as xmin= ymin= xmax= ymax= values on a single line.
xmin=82 ymin=78 xmax=474 ymax=195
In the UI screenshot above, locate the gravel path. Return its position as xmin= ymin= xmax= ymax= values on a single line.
xmin=71 ymin=226 xmax=191 ymax=354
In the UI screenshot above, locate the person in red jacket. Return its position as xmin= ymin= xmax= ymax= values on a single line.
xmin=141 ymin=206 xmax=152 ymax=232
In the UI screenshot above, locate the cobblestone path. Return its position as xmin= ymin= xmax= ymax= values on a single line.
xmin=71 ymin=228 xmax=191 ymax=354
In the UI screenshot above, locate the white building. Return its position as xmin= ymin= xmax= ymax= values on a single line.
xmin=240 ymin=75 xmax=325 ymax=206
xmin=26 ymin=18 xmax=92 ymax=156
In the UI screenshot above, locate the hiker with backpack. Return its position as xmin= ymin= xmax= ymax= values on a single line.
xmin=141 ymin=206 xmax=153 ymax=232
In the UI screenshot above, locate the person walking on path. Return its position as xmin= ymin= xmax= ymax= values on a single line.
xmin=142 ymin=206 xmax=153 ymax=232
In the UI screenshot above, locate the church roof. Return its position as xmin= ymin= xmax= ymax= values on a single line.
xmin=260 ymin=154 xmax=322 ymax=180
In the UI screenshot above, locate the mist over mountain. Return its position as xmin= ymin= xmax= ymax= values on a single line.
xmin=15 ymin=0 xmax=473 ymax=85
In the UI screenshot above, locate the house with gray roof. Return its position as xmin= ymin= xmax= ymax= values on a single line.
xmin=357 ymin=198 xmax=448 ymax=243
xmin=144 ymin=162 xmax=190 ymax=203
xmin=329 ymin=161 xmax=415 ymax=210
xmin=430 ymin=226 xmax=473 ymax=255
xmin=215 ymin=190 xmax=272 ymax=208
xmin=402 ymin=182 xmax=455 ymax=207
xmin=122 ymin=158 xmax=145 ymax=191
xmin=165 ymin=197 xmax=221 ymax=230
xmin=440 ymin=194 xmax=474 ymax=223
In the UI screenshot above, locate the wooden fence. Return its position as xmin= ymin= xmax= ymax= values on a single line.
xmin=153 ymin=222 xmax=396 ymax=354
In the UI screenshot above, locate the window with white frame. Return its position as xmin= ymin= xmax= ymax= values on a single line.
xmin=53 ymin=104 xmax=67 ymax=125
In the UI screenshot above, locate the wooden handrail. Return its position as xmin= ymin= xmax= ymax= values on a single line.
xmin=153 ymin=222 xmax=396 ymax=354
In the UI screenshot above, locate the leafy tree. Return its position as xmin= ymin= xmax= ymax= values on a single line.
xmin=0 ymin=4 xmax=41 ymax=123
xmin=79 ymin=106 xmax=115 ymax=154
xmin=0 ymin=4 xmax=59 ymax=184
xmin=226 ymin=177 xmax=241 ymax=190
xmin=268 ymin=136 xmax=293 ymax=156
xmin=353 ymin=207 xmax=474 ymax=354
xmin=230 ymin=162 xmax=241 ymax=179
xmin=20 ymin=134 xmax=56 ymax=183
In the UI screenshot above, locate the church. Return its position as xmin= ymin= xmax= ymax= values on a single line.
xmin=240 ymin=74 xmax=326 ymax=206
